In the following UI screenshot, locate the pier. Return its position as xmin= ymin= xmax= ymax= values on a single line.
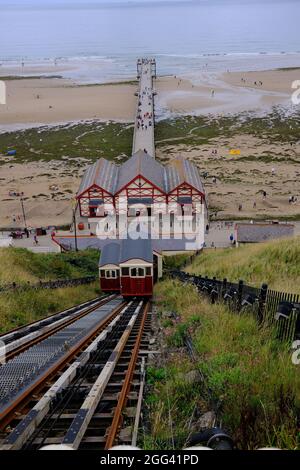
xmin=132 ymin=58 xmax=156 ymax=158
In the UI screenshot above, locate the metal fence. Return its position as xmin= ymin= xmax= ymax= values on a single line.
xmin=0 ymin=276 xmax=97 ymax=293
xmin=170 ymin=270 xmax=300 ymax=344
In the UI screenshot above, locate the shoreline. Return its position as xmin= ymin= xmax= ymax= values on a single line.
xmin=0 ymin=64 xmax=299 ymax=228
xmin=1 ymin=67 xmax=299 ymax=130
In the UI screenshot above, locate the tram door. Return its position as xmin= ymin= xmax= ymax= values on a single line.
xmin=153 ymin=255 xmax=158 ymax=283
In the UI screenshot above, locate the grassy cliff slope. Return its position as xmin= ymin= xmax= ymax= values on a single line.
xmin=186 ymin=237 xmax=300 ymax=294
xmin=146 ymin=280 xmax=300 ymax=449
xmin=0 ymin=248 xmax=100 ymax=333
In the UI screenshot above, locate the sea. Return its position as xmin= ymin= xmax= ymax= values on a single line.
xmin=0 ymin=0 xmax=300 ymax=82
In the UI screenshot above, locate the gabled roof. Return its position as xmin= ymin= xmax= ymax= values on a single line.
xmin=99 ymin=242 xmax=121 ymax=267
xmin=119 ymin=238 xmax=153 ymax=264
xmin=165 ymin=156 xmax=205 ymax=195
xmin=77 ymin=153 xmax=205 ymax=200
xmin=77 ymin=158 xmax=118 ymax=197
xmin=115 ymin=150 xmax=165 ymax=193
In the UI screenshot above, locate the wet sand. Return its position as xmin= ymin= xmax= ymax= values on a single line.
xmin=0 ymin=67 xmax=299 ymax=227
xmin=1 ymin=67 xmax=299 ymax=129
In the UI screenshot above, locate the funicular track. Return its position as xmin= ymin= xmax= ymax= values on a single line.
xmin=0 ymin=295 xmax=116 ymax=362
xmin=0 ymin=298 xmax=151 ymax=450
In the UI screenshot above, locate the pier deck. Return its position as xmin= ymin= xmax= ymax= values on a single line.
xmin=132 ymin=58 xmax=156 ymax=158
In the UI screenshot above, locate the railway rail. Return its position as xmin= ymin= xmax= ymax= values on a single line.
xmin=0 ymin=294 xmax=115 ymax=362
xmin=0 ymin=297 xmax=152 ymax=450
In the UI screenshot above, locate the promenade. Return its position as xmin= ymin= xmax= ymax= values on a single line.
xmin=132 ymin=58 xmax=156 ymax=158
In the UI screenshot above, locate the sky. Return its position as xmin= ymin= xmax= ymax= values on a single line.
xmin=0 ymin=0 xmax=294 ymax=10
xmin=0 ymin=0 xmax=191 ymax=4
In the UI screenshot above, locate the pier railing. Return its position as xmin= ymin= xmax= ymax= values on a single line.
xmin=170 ymin=270 xmax=300 ymax=344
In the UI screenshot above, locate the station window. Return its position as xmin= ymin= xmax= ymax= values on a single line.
xmin=122 ymin=267 xmax=129 ymax=276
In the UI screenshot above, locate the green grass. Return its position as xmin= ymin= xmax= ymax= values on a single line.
xmin=0 ymin=248 xmax=101 ymax=333
xmin=0 ymin=75 xmax=63 ymax=81
xmin=73 ymin=80 xmax=138 ymax=88
xmin=0 ymin=121 xmax=134 ymax=163
xmin=163 ymin=253 xmax=193 ymax=271
xmin=155 ymin=108 xmax=300 ymax=149
xmin=0 ymin=247 xmax=100 ymax=285
xmin=145 ymin=280 xmax=300 ymax=450
xmin=0 ymin=282 xmax=100 ymax=334
xmin=1 ymin=107 xmax=299 ymax=165
xmin=186 ymin=237 xmax=300 ymax=294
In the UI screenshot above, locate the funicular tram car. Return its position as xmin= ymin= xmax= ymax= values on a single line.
xmin=119 ymin=238 xmax=155 ymax=299
xmin=99 ymin=242 xmax=121 ymax=293
xmin=99 ymin=239 xmax=162 ymax=298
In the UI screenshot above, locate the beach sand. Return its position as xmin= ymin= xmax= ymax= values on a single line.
xmin=0 ymin=78 xmax=137 ymax=128
xmin=1 ymin=133 xmax=299 ymax=228
xmin=1 ymin=67 xmax=299 ymax=128
xmin=157 ymin=135 xmax=300 ymax=220
xmin=0 ymin=67 xmax=299 ymax=227
xmin=0 ymin=159 xmax=86 ymax=228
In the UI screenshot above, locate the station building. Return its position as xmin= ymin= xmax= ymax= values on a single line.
xmin=76 ymin=150 xmax=205 ymax=226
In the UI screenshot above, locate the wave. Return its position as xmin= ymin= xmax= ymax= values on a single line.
xmin=156 ymin=51 xmax=300 ymax=59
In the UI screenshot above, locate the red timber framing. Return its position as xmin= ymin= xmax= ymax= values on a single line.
xmin=77 ymin=178 xmax=205 ymax=218
xmin=115 ymin=175 xmax=166 ymax=214
xmin=77 ymin=185 xmax=114 ymax=218
xmin=167 ymin=182 xmax=204 ymax=206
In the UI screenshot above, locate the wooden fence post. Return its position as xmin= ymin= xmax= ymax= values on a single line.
xmin=258 ymin=283 xmax=268 ymax=324
xmin=222 ymin=278 xmax=227 ymax=299
xmin=237 ymin=280 xmax=244 ymax=311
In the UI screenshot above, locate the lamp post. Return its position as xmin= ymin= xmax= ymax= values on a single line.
xmin=20 ymin=197 xmax=27 ymax=230
xmin=73 ymin=208 xmax=78 ymax=252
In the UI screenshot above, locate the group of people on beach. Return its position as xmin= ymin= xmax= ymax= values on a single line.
xmin=241 ymin=77 xmax=263 ymax=86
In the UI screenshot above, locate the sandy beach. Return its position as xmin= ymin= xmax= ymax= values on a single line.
xmin=0 ymin=67 xmax=299 ymax=129
xmin=1 ymin=131 xmax=299 ymax=228
xmin=0 ymin=159 xmax=87 ymax=228
xmin=0 ymin=67 xmax=299 ymax=228
xmin=157 ymin=135 xmax=300 ymax=220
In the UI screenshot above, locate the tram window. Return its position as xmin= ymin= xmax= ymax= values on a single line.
xmin=122 ymin=267 xmax=129 ymax=275
xmin=106 ymin=270 xmax=111 ymax=278
xmin=100 ymin=270 xmax=105 ymax=277
xmin=131 ymin=268 xmax=137 ymax=277
xmin=129 ymin=267 xmax=145 ymax=277
xmin=111 ymin=271 xmax=116 ymax=278
xmin=146 ymin=267 xmax=151 ymax=276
